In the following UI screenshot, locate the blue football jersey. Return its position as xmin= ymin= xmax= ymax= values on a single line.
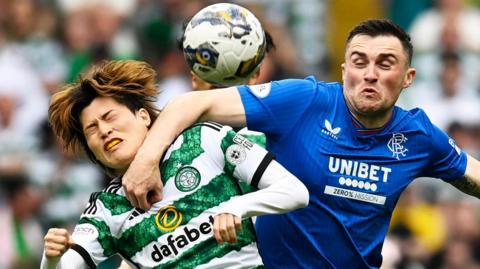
xmin=237 ymin=76 xmax=467 ymax=269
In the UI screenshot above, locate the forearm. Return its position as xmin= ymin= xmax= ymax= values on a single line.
xmin=450 ymin=155 xmax=480 ymax=198
xmin=41 ymin=253 xmax=59 ymax=269
xmin=220 ymin=161 xmax=309 ymax=218
xmin=139 ymin=88 xmax=243 ymax=162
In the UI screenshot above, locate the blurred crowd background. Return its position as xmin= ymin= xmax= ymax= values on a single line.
xmin=0 ymin=0 xmax=479 ymax=268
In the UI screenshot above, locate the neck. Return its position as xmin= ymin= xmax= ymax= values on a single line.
xmin=353 ymin=110 xmax=393 ymax=129
xmin=347 ymin=105 xmax=393 ymax=130
xmin=344 ymin=94 xmax=395 ymax=129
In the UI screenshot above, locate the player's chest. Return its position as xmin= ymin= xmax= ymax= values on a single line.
xmin=294 ymin=127 xmax=427 ymax=208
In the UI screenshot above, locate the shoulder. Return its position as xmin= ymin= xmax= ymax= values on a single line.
xmin=393 ymin=106 xmax=440 ymax=137
xmin=240 ymin=75 xmax=335 ymax=95
xmin=182 ymin=121 xmax=226 ymax=134
xmin=271 ymin=75 xmax=341 ymax=91
xmin=82 ymin=178 xmax=130 ymax=216
xmin=178 ymin=121 xmax=236 ymax=149
xmin=85 ymin=178 xmax=123 ymax=201
xmin=102 ymin=178 xmax=123 ymax=194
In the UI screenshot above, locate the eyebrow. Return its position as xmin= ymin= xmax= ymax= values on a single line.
xmin=350 ymin=51 xmax=398 ymax=61
xmin=84 ymin=109 xmax=114 ymax=131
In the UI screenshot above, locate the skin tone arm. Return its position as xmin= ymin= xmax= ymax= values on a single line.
xmin=123 ymin=87 xmax=246 ymax=210
xmin=450 ymin=154 xmax=480 ymax=197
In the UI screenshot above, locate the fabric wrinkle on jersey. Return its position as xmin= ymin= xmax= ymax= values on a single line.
xmin=71 ymin=123 xmax=270 ymax=268
xmin=238 ymin=76 xmax=467 ymax=269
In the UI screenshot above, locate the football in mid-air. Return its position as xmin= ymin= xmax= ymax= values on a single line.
xmin=182 ymin=3 xmax=266 ymax=86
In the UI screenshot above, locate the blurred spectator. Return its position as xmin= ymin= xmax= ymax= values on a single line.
xmin=4 ymin=0 xmax=67 ymax=94
xmin=386 ymin=0 xmax=433 ymax=31
xmin=390 ymin=187 xmax=446 ymax=268
xmin=253 ymin=0 xmax=327 ymax=78
xmin=0 ymin=174 xmax=44 ymax=269
xmin=0 ymin=33 xmax=49 ymax=136
xmin=428 ymin=201 xmax=480 ymax=269
xmin=242 ymin=1 xmax=306 ymax=80
xmin=399 ymin=51 xmax=480 ymax=130
xmin=409 ymin=0 xmax=480 ymax=53
xmin=59 ymin=0 xmax=139 ymax=83
xmin=133 ymin=0 xmax=205 ymax=66
xmin=448 ymin=122 xmax=480 ymax=158
xmin=0 ymin=27 xmax=49 ymax=176
xmin=155 ymin=51 xmax=191 ymax=109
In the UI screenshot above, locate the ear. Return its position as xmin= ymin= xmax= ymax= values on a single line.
xmin=190 ymin=71 xmax=214 ymax=91
xmin=137 ymin=108 xmax=151 ymax=127
xmin=341 ymin=63 xmax=346 ymax=82
xmin=190 ymin=71 xmax=199 ymax=90
xmin=247 ymin=69 xmax=261 ymax=85
xmin=402 ymin=67 xmax=416 ymax=89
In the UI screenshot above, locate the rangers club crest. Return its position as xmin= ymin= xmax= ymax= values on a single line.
xmin=388 ymin=133 xmax=408 ymax=160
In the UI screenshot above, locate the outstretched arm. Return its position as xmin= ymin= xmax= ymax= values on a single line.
xmin=123 ymin=87 xmax=246 ymax=209
xmin=450 ymin=154 xmax=480 ymax=198
xmin=213 ymin=160 xmax=309 ymax=244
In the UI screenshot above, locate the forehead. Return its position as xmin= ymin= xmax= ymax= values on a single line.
xmin=80 ymin=96 xmax=125 ymax=125
xmin=346 ymin=34 xmax=406 ymax=60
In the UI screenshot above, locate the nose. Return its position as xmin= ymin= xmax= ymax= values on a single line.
xmin=98 ymin=122 xmax=113 ymax=139
xmin=363 ymin=63 xmax=378 ymax=83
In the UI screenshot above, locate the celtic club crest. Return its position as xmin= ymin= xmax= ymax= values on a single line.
xmin=175 ymin=166 xmax=201 ymax=192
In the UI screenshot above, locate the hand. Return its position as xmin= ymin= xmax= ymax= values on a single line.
xmin=123 ymin=153 xmax=163 ymax=210
xmin=44 ymin=228 xmax=74 ymax=259
xmin=213 ymin=213 xmax=242 ymax=244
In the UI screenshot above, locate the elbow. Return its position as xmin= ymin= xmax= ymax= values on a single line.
xmin=299 ymin=183 xmax=310 ymax=208
xmin=293 ymin=181 xmax=309 ymax=209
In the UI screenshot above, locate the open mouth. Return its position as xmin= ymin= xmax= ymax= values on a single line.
xmin=104 ymin=138 xmax=122 ymax=151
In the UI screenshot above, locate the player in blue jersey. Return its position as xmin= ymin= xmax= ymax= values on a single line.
xmin=122 ymin=19 xmax=480 ymax=268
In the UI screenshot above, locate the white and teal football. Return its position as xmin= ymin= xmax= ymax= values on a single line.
xmin=183 ymin=3 xmax=266 ymax=86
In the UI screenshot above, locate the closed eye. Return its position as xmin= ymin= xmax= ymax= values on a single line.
xmin=378 ymin=59 xmax=394 ymax=69
xmin=105 ymin=112 xmax=117 ymax=122
xmin=84 ymin=124 xmax=98 ymax=136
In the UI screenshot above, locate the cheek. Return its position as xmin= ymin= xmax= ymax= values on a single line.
xmin=129 ymin=125 xmax=148 ymax=146
xmin=86 ymin=137 xmax=103 ymax=158
xmin=344 ymin=70 xmax=362 ymax=87
xmin=383 ymin=70 xmax=405 ymax=85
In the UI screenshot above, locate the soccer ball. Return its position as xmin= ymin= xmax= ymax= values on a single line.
xmin=182 ymin=3 xmax=266 ymax=86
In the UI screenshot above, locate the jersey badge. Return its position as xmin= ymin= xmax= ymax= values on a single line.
xmin=175 ymin=166 xmax=201 ymax=192
xmin=388 ymin=133 xmax=408 ymax=160
xmin=322 ymin=119 xmax=341 ymax=139
xmin=448 ymin=138 xmax=462 ymax=155
xmin=248 ymin=83 xmax=271 ymax=98
xmin=226 ymin=144 xmax=246 ymax=165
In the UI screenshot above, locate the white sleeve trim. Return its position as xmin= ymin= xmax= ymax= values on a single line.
xmin=40 ymin=249 xmax=89 ymax=269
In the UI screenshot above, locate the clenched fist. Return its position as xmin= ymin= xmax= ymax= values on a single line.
xmin=44 ymin=228 xmax=74 ymax=258
xmin=213 ymin=213 xmax=242 ymax=244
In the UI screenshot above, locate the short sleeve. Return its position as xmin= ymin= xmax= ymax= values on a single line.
xmin=199 ymin=122 xmax=274 ymax=188
xmin=424 ymin=124 xmax=468 ymax=181
xmin=237 ymin=76 xmax=326 ymax=138
xmin=72 ymin=189 xmax=122 ymax=265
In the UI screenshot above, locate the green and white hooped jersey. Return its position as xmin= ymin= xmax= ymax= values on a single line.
xmin=72 ymin=122 xmax=270 ymax=268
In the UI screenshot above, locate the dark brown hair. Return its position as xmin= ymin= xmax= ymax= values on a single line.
xmin=346 ymin=19 xmax=413 ymax=65
xmin=49 ymin=60 xmax=160 ymax=173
